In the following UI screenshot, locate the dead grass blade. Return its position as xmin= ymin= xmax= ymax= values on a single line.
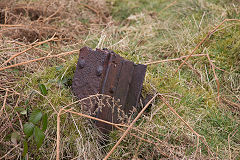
xmin=0 ymin=50 xmax=79 ymax=72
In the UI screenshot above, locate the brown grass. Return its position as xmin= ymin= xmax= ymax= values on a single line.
xmin=0 ymin=0 xmax=110 ymax=43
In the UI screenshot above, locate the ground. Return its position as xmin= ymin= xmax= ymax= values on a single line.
xmin=0 ymin=0 xmax=239 ymax=159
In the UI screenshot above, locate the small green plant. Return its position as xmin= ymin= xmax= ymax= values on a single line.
xmin=22 ymin=109 xmax=48 ymax=156
xmin=38 ymin=83 xmax=48 ymax=96
xmin=21 ymin=83 xmax=48 ymax=157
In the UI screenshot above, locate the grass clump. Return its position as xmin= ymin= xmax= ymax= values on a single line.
xmin=208 ymin=26 xmax=240 ymax=73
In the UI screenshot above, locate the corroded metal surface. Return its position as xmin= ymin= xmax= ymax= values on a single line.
xmin=72 ymin=47 xmax=147 ymax=134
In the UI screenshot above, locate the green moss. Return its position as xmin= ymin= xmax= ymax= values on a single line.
xmin=208 ymin=26 xmax=240 ymax=73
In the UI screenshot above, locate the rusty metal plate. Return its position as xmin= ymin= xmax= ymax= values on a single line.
xmin=72 ymin=47 xmax=147 ymax=134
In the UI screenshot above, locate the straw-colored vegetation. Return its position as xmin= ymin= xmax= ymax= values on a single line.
xmin=0 ymin=0 xmax=239 ymax=159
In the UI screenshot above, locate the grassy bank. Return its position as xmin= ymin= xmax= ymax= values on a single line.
xmin=0 ymin=0 xmax=239 ymax=159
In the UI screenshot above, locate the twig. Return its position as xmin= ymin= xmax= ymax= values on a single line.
xmin=63 ymin=109 xmax=126 ymax=127
xmin=0 ymin=87 xmax=20 ymax=95
xmin=80 ymin=2 xmax=107 ymax=22
xmin=0 ymin=144 xmax=20 ymax=160
xmin=43 ymin=6 xmax=62 ymax=23
xmin=0 ymin=24 xmax=24 ymax=27
xmin=56 ymin=111 xmax=61 ymax=160
xmin=0 ymin=89 xmax=8 ymax=117
xmin=103 ymin=94 xmax=159 ymax=160
xmin=0 ymin=45 xmax=26 ymax=52
xmin=160 ymin=0 xmax=177 ymax=13
xmin=0 ymin=50 xmax=79 ymax=72
xmin=79 ymin=3 xmax=99 ymax=16
xmin=1 ymin=36 xmax=57 ymax=66
xmin=174 ymin=19 xmax=240 ymax=74
xmin=59 ymin=94 xmax=115 ymax=113
xmin=7 ymin=40 xmax=66 ymax=62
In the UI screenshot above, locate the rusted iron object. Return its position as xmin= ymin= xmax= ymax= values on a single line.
xmin=72 ymin=47 xmax=147 ymax=134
